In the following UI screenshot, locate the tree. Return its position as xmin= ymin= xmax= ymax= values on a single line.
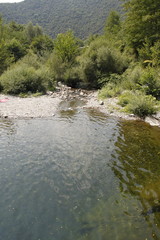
xmin=123 ymin=0 xmax=160 ymax=51
xmin=0 ymin=16 xmax=7 ymax=43
xmin=25 ymin=22 xmax=43 ymax=43
xmin=54 ymin=31 xmax=79 ymax=63
xmin=104 ymin=11 xmax=121 ymax=35
xmin=0 ymin=42 xmax=12 ymax=75
xmin=6 ymin=39 xmax=26 ymax=62
xmin=31 ymin=35 xmax=54 ymax=55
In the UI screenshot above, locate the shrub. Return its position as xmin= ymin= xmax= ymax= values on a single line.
xmin=139 ymin=67 xmax=160 ymax=98
xmin=36 ymin=67 xmax=56 ymax=91
xmin=0 ymin=64 xmax=46 ymax=95
xmin=77 ymin=38 xmax=128 ymax=88
xmin=119 ymin=91 xmax=158 ymax=117
xmin=99 ymin=82 xmax=122 ymax=99
xmin=31 ymin=35 xmax=54 ymax=56
xmin=20 ymin=52 xmax=42 ymax=69
xmin=54 ymin=31 xmax=79 ymax=63
xmin=6 ymin=39 xmax=27 ymax=62
xmin=64 ymin=67 xmax=81 ymax=88
xmin=120 ymin=65 xmax=143 ymax=91
xmin=118 ymin=91 xmax=135 ymax=107
xmin=47 ymin=53 xmax=67 ymax=81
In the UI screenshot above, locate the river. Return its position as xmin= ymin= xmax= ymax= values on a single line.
xmin=0 ymin=104 xmax=160 ymax=240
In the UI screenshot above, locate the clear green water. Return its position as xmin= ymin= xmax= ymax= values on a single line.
xmin=0 ymin=106 xmax=160 ymax=240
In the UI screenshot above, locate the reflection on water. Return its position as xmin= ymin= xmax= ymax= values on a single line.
xmin=0 ymin=108 xmax=160 ymax=240
xmin=111 ymin=120 xmax=160 ymax=239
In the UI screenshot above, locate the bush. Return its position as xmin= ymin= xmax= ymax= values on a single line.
xmin=139 ymin=67 xmax=160 ymax=98
xmin=77 ymin=38 xmax=128 ymax=88
xmin=99 ymin=82 xmax=122 ymax=99
xmin=6 ymin=38 xmax=27 ymax=62
xmin=63 ymin=67 xmax=81 ymax=88
xmin=47 ymin=53 xmax=67 ymax=81
xmin=0 ymin=64 xmax=46 ymax=95
xmin=120 ymin=65 xmax=143 ymax=91
xmin=118 ymin=91 xmax=135 ymax=107
xmin=31 ymin=35 xmax=54 ymax=56
xmin=119 ymin=91 xmax=158 ymax=117
xmin=36 ymin=67 xmax=55 ymax=91
xmin=20 ymin=52 xmax=42 ymax=69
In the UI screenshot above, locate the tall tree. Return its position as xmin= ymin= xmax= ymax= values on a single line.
xmin=123 ymin=0 xmax=160 ymax=51
xmin=54 ymin=31 xmax=79 ymax=63
xmin=104 ymin=10 xmax=121 ymax=35
xmin=25 ymin=22 xmax=43 ymax=43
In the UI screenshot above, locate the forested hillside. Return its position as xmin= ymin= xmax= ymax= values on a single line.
xmin=0 ymin=0 xmax=121 ymax=38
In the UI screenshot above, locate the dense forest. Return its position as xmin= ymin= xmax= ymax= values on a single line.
xmin=0 ymin=0 xmax=160 ymax=118
xmin=0 ymin=0 xmax=121 ymax=39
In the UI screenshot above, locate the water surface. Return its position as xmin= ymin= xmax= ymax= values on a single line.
xmin=0 ymin=107 xmax=160 ymax=240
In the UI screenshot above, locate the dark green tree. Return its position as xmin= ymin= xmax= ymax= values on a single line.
xmin=123 ymin=0 xmax=160 ymax=52
xmin=31 ymin=35 xmax=54 ymax=55
xmin=6 ymin=39 xmax=26 ymax=62
xmin=25 ymin=22 xmax=43 ymax=43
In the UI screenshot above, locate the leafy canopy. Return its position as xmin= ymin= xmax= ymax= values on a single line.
xmin=123 ymin=0 xmax=160 ymax=50
xmin=54 ymin=31 xmax=79 ymax=63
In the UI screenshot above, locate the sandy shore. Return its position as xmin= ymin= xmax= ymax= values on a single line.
xmin=0 ymin=88 xmax=160 ymax=127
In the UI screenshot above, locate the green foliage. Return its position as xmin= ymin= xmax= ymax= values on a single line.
xmin=19 ymin=51 xmax=42 ymax=69
xmin=64 ymin=66 xmax=81 ymax=88
xmin=31 ymin=35 xmax=54 ymax=55
xmin=47 ymin=52 xmax=80 ymax=87
xmin=118 ymin=90 xmax=135 ymax=107
xmin=77 ymin=38 xmax=128 ymax=88
xmin=0 ymin=49 xmax=55 ymax=95
xmin=54 ymin=31 xmax=79 ymax=63
xmin=138 ymin=40 xmax=160 ymax=67
xmin=6 ymin=21 xmax=26 ymax=43
xmin=0 ymin=41 xmax=13 ymax=75
xmin=123 ymin=0 xmax=160 ymax=52
xmin=104 ymin=11 xmax=121 ymax=35
xmin=98 ymin=73 xmax=124 ymax=98
xmin=118 ymin=91 xmax=158 ymax=117
xmin=139 ymin=68 xmax=160 ymax=98
xmin=6 ymin=38 xmax=27 ymax=62
xmin=0 ymin=0 xmax=121 ymax=39
xmin=151 ymin=41 xmax=160 ymax=66
xmin=119 ymin=65 xmax=143 ymax=90
xmin=25 ymin=21 xmax=43 ymax=43
xmin=99 ymin=82 xmax=122 ymax=99
xmin=47 ymin=53 xmax=67 ymax=81
xmin=0 ymin=64 xmax=46 ymax=95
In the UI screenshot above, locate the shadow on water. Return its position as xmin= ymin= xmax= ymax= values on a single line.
xmin=110 ymin=120 xmax=160 ymax=239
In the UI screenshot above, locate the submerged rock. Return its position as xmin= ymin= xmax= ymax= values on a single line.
xmin=141 ymin=205 xmax=160 ymax=216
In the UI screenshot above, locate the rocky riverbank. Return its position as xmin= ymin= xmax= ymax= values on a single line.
xmin=0 ymin=84 xmax=160 ymax=127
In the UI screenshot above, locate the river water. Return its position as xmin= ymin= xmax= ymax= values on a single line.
xmin=0 ymin=103 xmax=160 ymax=240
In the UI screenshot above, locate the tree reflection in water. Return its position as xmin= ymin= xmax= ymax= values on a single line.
xmin=111 ymin=120 xmax=160 ymax=238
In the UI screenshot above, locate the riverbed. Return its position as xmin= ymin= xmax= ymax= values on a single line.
xmin=0 ymin=90 xmax=160 ymax=127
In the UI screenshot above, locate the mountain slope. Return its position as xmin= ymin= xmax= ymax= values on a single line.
xmin=0 ymin=0 xmax=122 ymax=38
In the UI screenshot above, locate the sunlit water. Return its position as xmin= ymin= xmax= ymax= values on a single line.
xmin=0 ymin=103 xmax=160 ymax=240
